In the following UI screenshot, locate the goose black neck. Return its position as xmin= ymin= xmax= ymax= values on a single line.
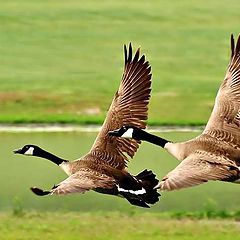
xmin=138 ymin=130 xmax=169 ymax=148
xmin=36 ymin=148 xmax=68 ymax=165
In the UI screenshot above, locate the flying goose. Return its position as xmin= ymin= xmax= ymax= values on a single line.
xmin=14 ymin=44 xmax=160 ymax=208
xmin=109 ymin=35 xmax=240 ymax=191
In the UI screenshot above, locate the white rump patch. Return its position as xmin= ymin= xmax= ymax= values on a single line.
xmin=121 ymin=128 xmax=134 ymax=138
xmin=24 ymin=147 xmax=34 ymax=155
xmin=117 ymin=185 xmax=146 ymax=195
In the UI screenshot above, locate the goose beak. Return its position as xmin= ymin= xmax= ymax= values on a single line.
xmin=13 ymin=148 xmax=22 ymax=154
xmin=108 ymin=129 xmax=120 ymax=137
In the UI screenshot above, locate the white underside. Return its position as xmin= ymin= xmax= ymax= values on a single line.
xmin=117 ymin=185 xmax=146 ymax=195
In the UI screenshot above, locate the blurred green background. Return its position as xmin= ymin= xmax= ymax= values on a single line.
xmin=0 ymin=0 xmax=240 ymax=125
xmin=1 ymin=1 xmax=240 ymax=239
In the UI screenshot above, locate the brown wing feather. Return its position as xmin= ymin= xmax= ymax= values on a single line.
xmin=203 ymin=35 xmax=240 ymax=146
xmin=157 ymin=153 xmax=237 ymax=191
xmin=51 ymin=170 xmax=114 ymax=195
xmin=88 ymin=44 xmax=152 ymax=170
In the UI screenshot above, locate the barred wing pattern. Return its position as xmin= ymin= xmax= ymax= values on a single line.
xmin=203 ymin=35 xmax=240 ymax=147
xmin=89 ymin=44 xmax=152 ymax=170
xmin=158 ymin=153 xmax=236 ymax=191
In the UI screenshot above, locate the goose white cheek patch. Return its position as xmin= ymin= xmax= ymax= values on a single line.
xmin=121 ymin=128 xmax=134 ymax=138
xmin=24 ymin=147 xmax=34 ymax=155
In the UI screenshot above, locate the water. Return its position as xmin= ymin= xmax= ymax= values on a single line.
xmin=0 ymin=131 xmax=239 ymax=213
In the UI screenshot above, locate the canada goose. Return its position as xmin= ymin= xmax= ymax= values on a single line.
xmin=109 ymin=35 xmax=240 ymax=191
xmin=14 ymin=44 xmax=160 ymax=208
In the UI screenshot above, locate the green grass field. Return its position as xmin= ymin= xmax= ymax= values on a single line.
xmin=1 ymin=212 xmax=240 ymax=240
xmin=0 ymin=0 xmax=240 ymax=125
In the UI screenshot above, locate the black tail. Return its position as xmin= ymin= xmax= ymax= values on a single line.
xmin=117 ymin=169 xmax=160 ymax=208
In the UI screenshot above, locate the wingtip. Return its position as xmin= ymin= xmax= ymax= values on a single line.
xmin=124 ymin=44 xmax=127 ymax=65
xmin=235 ymin=33 xmax=240 ymax=56
xmin=139 ymin=54 xmax=145 ymax=63
xmin=124 ymin=43 xmax=133 ymax=65
xmin=123 ymin=43 xmax=147 ymax=66
xmin=231 ymin=33 xmax=235 ymax=57
xmin=129 ymin=42 xmax=132 ymax=49
xmin=128 ymin=42 xmax=132 ymax=63
xmin=133 ymin=47 xmax=140 ymax=62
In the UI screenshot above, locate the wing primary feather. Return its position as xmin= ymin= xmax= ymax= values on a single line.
xmin=231 ymin=34 xmax=235 ymax=59
xmin=235 ymin=35 xmax=240 ymax=56
xmin=124 ymin=63 xmax=150 ymax=88
xmin=123 ymin=62 xmax=141 ymax=86
xmin=133 ymin=48 xmax=140 ymax=63
xmin=139 ymin=55 xmax=145 ymax=64
xmin=128 ymin=43 xmax=133 ymax=63
xmin=129 ymin=67 xmax=151 ymax=88
xmin=89 ymin=43 xmax=152 ymax=169
xmin=124 ymin=44 xmax=128 ymax=66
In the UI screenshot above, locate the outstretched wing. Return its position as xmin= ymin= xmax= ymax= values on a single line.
xmin=157 ymin=153 xmax=237 ymax=191
xmin=203 ymin=35 xmax=240 ymax=147
xmin=50 ymin=170 xmax=114 ymax=195
xmin=88 ymin=44 xmax=152 ymax=170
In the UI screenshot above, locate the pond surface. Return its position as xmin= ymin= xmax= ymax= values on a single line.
xmin=0 ymin=131 xmax=239 ymax=213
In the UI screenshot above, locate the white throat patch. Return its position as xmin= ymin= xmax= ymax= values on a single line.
xmin=24 ymin=147 xmax=34 ymax=155
xmin=121 ymin=128 xmax=134 ymax=138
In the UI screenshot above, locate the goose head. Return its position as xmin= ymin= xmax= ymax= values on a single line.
xmin=13 ymin=144 xmax=41 ymax=156
xmin=108 ymin=126 xmax=143 ymax=140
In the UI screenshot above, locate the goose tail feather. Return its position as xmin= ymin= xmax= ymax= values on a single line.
xmin=117 ymin=169 xmax=160 ymax=208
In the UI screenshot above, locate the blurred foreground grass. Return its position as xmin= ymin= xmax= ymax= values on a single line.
xmin=0 ymin=0 xmax=240 ymax=125
xmin=0 ymin=211 xmax=240 ymax=240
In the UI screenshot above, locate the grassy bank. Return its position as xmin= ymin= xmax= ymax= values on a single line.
xmin=1 ymin=211 xmax=240 ymax=240
xmin=0 ymin=1 xmax=240 ymax=125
